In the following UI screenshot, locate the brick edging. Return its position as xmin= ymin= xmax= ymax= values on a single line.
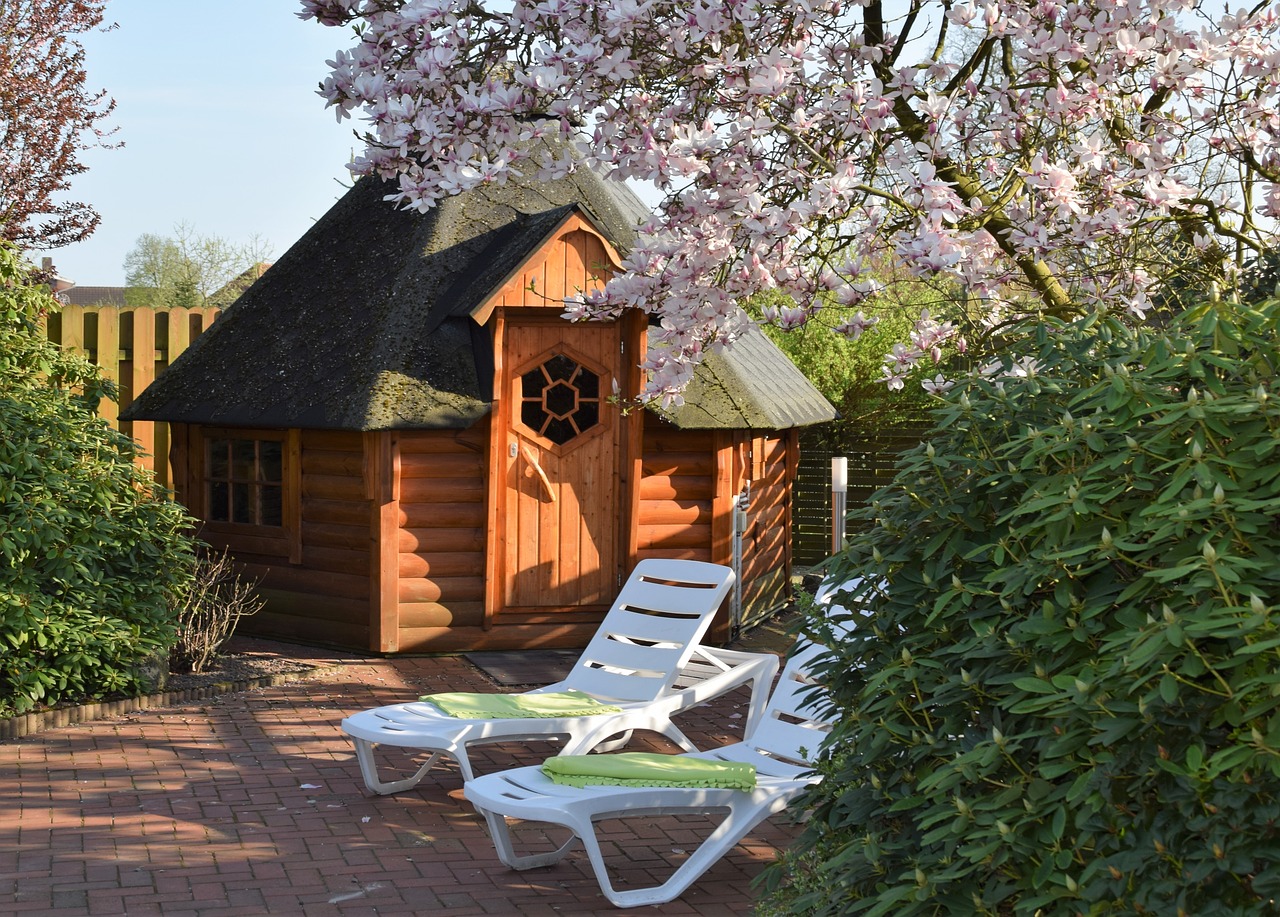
xmin=0 ymin=664 xmax=342 ymax=741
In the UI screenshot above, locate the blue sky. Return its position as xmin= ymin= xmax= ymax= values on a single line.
xmin=35 ymin=1 xmax=362 ymax=286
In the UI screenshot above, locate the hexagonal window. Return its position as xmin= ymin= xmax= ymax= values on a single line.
xmin=521 ymin=354 xmax=602 ymax=445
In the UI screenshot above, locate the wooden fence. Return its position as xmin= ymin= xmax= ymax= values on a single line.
xmin=792 ymin=425 xmax=929 ymax=566
xmin=41 ymin=304 xmax=223 ymax=491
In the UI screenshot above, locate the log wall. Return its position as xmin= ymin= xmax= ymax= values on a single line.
xmin=633 ymin=417 xmax=716 ymax=563
xmin=176 ymin=425 xmax=373 ymax=650
xmin=177 ymin=417 xmax=798 ymax=654
xmin=634 ymin=418 xmax=797 ymax=641
xmin=394 ymin=429 xmax=489 ymax=652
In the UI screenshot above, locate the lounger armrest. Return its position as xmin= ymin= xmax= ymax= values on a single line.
xmin=676 ymin=646 xmax=780 ymax=737
xmin=559 ymin=646 xmax=780 ymax=756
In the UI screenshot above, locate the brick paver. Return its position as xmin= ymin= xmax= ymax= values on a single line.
xmin=0 ymin=641 xmax=800 ymax=915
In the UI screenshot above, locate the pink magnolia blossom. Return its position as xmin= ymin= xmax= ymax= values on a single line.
xmin=302 ymin=0 xmax=1280 ymax=403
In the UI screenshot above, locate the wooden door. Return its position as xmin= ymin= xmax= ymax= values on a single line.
xmin=499 ymin=317 xmax=622 ymax=614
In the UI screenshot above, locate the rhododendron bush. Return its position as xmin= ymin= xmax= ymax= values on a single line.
xmin=301 ymin=0 xmax=1280 ymax=404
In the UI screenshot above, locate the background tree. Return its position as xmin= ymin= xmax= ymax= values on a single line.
xmin=0 ymin=0 xmax=116 ymax=252
xmin=749 ymin=274 xmax=950 ymax=435
xmin=123 ymin=223 xmax=272 ymax=309
xmin=302 ymin=0 xmax=1280 ymax=404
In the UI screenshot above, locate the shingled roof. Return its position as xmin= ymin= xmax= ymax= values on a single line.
xmin=658 ymin=324 xmax=838 ymax=429
xmin=123 ymin=150 xmax=834 ymax=432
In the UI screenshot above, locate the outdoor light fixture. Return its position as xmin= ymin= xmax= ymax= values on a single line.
xmin=831 ymin=456 xmax=848 ymax=554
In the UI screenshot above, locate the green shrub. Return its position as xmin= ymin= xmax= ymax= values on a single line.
xmin=765 ymin=300 xmax=1280 ymax=914
xmin=0 ymin=244 xmax=196 ymax=717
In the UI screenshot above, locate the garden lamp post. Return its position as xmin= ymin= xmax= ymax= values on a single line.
xmin=831 ymin=456 xmax=847 ymax=555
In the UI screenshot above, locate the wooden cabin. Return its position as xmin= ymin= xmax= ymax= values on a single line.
xmin=123 ymin=156 xmax=836 ymax=653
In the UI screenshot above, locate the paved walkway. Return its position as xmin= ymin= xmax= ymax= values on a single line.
xmin=0 ymin=627 xmax=801 ymax=916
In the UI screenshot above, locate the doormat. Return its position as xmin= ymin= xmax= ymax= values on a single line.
xmin=464 ymin=650 xmax=579 ymax=686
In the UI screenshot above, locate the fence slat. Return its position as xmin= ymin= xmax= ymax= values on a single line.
xmin=96 ymin=309 xmax=121 ymax=427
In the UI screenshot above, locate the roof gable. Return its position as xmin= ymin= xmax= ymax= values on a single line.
xmin=468 ymin=208 xmax=624 ymax=326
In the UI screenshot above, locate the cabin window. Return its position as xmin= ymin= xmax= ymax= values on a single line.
xmin=520 ymin=353 xmax=602 ymax=445
xmin=204 ymin=435 xmax=284 ymax=526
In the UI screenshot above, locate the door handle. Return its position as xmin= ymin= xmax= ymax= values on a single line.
xmin=520 ymin=443 xmax=556 ymax=502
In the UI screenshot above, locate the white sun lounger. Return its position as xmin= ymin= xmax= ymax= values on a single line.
xmin=342 ymin=559 xmax=779 ymax=791
xmin=462 ymin=639 xmax=834 ymax=908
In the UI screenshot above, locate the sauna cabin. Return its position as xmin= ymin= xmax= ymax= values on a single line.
xmin=123 ymin=154 xmax=836 ymax=653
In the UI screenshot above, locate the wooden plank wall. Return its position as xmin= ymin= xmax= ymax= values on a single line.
xmin=42 ymin=304 xmax=222 ymax=490
xmin=395 ymin=430 xmax=489 ymax=652
xmin=482 ymin=221 xmax=615 ymax=313
xmin=737 ymin=431 xmax=795 ymax=630
xmin=291 ymin=430 xmax=372 ymax=648
xmin=633 ymin=416 xmax=716 ymax=562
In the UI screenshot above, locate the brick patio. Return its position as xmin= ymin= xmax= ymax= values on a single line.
xmin=0 ymin=635 xmax=801 ymax=916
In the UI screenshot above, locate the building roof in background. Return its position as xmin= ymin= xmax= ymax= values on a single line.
xmin=61 ymin=285 xmax=127 ymax=307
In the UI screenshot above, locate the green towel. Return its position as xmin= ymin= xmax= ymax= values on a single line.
xmin=542 ymin=752 xmax=757 ymax=790
xmin=417 ymin=689 xmax=622 ymax=719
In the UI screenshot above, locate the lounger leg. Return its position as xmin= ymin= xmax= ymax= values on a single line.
xmin=741 ymin=670 xmax=773 ymax=737
xmin=584 ymin=805 xmax=779 ymax=909
xmin=479 ymin=809 xmax=580 ymax=870
xmin=351 ymin=738 xmax=447 ymax=795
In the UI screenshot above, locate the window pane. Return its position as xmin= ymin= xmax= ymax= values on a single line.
xmin=543 ymin=354 xmax=578 ymax=382
xmin=231 ymin=483 xmax=252 ymax=523
xmin=521 ymin=367 xmax=545 ymax=394
xmin=258 ymin=441 xmax=283 ymax=483
xmin=260 ymin=484 xmax=283 ymax=526
xmin=208 ymin=481 xmax=230 ymax=521
xmin=231 ymin=440 xmax=256 ymax=480
xmin=544 ymin=380 xmax=577 ymax=418
xmin=207 ymin=440 xmax=230 ymax=479
xmin=577 ymin=370 xmax=599 ymax=400
xmin=544 ymin=416 xmax=577 ymax=444
xmin=522 ymin=400 xmax=549 ymax=433
xmin=576 ymin=402 xmax=599 ymax=430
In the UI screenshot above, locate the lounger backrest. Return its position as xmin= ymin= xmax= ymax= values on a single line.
xmin=560 ymin=559 xmax=735 ymax=703
xmin=743 ymin=640 xmax=835 ymax=766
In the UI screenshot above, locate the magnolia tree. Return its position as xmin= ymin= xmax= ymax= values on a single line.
xmin=300 ymin=0 xmax=1280 ymax=404
xmin=0 ymin=0 xmax=115 ymax=252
